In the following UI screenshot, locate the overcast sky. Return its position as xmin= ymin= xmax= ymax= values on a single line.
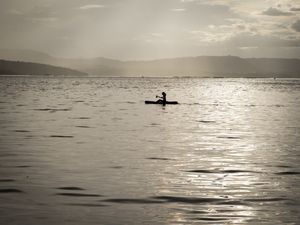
xmin=0 ymin=0 xmax=300 ymax=59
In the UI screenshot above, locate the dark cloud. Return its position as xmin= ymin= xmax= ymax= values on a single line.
xmin=291 ymin=20 xmax=300 ymax=32
xmin=290 ymin=7 xmax=300 ymax=11
xmin=262 ymin=7 xmax=293 ymax=16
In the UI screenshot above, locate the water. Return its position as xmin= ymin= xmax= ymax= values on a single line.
xmin=0 ymin=76 xmax=299 ymax=225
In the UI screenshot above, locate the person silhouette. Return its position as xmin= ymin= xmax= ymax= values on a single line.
xmin=145 ymin=91 xmax=178 ymax=104
xmin=156 ymin=92 xmax=166 ymax=104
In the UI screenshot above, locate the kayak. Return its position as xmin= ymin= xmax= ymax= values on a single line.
xmin=145 ymin=101 xmax=178 ymax=105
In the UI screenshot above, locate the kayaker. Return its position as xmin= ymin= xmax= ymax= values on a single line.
xmin=156 ymin=92 xmax=166 ymax=104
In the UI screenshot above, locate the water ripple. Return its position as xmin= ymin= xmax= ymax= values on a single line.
xmin=0 ymin=188 xmax=23 ymax=193
xmin=56 ymin=193 xmax=102 ymax=197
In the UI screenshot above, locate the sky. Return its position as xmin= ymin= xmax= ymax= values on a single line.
xmin=0 ymin=0 xmax=300 ymax=60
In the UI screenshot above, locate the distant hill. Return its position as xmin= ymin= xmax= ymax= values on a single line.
xmin=0 ymin=49 xmax=123 ymax=76
xmin=0 ymin=59 xmax=87 ymax=76
xmin=246 ymin=58 xmax=300 ymax=77
xmin=0 ymin=49 xmax=299 ymax=77
xmin=0 ymin=49 xmax=55 ymax=64
xmin=121 ymin=56 xmax=258 ymax=77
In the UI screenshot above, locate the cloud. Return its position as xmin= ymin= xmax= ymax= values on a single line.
xmin=30 ymin=17 xmax=58 ymax=23
xmin=224 ymin=32 xmax=300 ymax=48
xmin=291 ymin=20 xmax=300 ymax=32
xmin=290 ymin=7 xmax=300 ymax=11
xmin=262 ymin=7 xmax=293 ymax=16
xmin=0 ymin=0 xmax=299 ymax=59
xmin=78 ymin=5 xmax=105 ymax=10
xmin=170 ymin=8 xmax=186 ymax=12
xmin=6 ymin=5 xmax=60 ymax=24
xmin=8 ymin=9 xmax=22 ymax=15
xmin=187 ymin=0 xmax=235 ymax=5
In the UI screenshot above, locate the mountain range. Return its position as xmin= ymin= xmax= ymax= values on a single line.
xmin=0 ymin=49 xmax=299 ymax=77
xmin=0 ymin=59 xmax=87 ymax=76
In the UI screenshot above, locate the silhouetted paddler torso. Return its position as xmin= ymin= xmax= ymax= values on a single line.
xmin=156 ymin=92 xmax=166 ymax=104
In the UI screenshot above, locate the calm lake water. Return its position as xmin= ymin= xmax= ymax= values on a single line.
xmin=0 ymin=76 xmax=299 ymax=225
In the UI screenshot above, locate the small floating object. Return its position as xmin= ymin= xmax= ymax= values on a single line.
xmin=145 ymin=101 xmax=178 ymax=105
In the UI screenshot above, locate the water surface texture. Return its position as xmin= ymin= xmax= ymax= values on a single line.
xmin=0 ymin=77 xmax=299 ymax=224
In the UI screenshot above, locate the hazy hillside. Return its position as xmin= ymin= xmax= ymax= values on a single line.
xmin=0 ymin=49 xmax=124 ymax=76
xmin=121 ymin=56 xmax=258 ymax=76
xmin=0 ymin=49 xmax=55 ymax=64
xmin=0 ymin=59 xmax=87 ymax=76
xmin=56 ymin=57 xmax=124 ymax=76
xmin=0 ymin=49 xmax=299 ymax=77
xmin=246 ymin=58 xmax=300 ymax=77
